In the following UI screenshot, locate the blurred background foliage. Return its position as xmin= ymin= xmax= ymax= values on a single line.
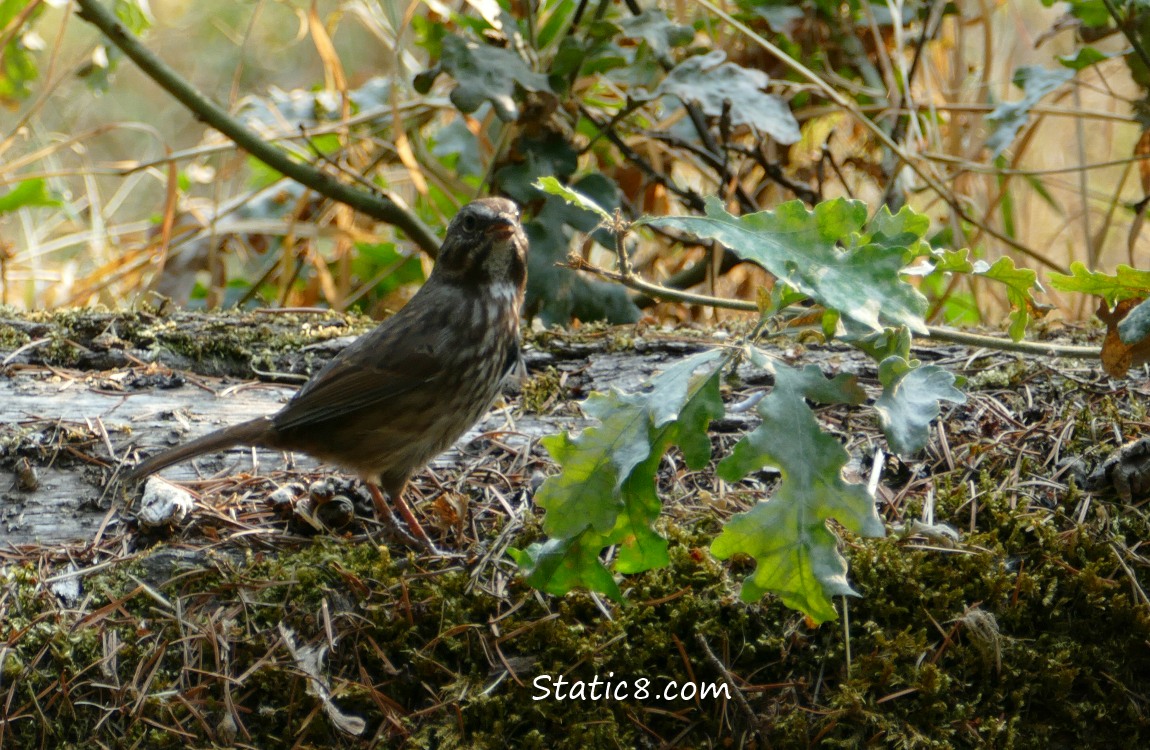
xmin=0 ymin=0 xmax=1147 ymax=329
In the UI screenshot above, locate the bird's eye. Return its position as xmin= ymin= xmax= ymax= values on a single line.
xmin=461 ymin=215 xmax=479 ymax=232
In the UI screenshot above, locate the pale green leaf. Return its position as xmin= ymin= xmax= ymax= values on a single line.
xmin=986 ymin=66 xmax=1075 ymax=157
xmin=919 ymin=251 xmax=1039 ymax=341
xmin=659 ymin=51 xmax=800 ymax=144
xmin=981 ymin=256 xmax=1040 ymax=341
xmin=1048 ymin=261 xmax=1150 ymax=305
xmin=874 ymin=357 xmax=966 ymax=455
xmin=649 ymin=197 xmax=929 ymax=334
xmin=864 ymin=204 xmax=933 ymax=261
xmin=618 ymin=9 xmax=693 ymax=62
xmin=534 ymin=176 xmax=612 ymax=221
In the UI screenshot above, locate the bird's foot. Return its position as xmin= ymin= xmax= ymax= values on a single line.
xmin=367 ymin=483 xmax=446 ymax=556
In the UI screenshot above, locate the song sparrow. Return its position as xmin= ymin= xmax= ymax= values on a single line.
xmin=124 ymin=197 xmax=528 ymax=552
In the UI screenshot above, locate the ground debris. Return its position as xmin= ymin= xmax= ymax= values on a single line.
xmin=1 ymin=310 xmax=1148 ymax=747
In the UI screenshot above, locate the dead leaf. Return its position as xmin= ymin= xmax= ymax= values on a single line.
xmin=279 ymin=623 xmax=366 ymax=736
xmin=1097 ymin=297 xmax=1150 ymax=377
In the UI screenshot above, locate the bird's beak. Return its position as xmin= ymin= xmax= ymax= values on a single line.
xmin=487 ymin=216 xmax=518 ymax=241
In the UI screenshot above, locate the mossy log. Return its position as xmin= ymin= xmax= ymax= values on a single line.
xmin=0 ymin=307 xmax=717 ymax=545
xmin=3 ymin=308 xmax=1149 ymax=749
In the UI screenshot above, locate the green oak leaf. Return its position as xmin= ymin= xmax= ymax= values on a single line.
xmin=521 ymin=350 xmax=727 ymax=598
xmin=985 ymin=65 xmax=1074 ymax=157
xmin=863 ymin=204 xmax=933 ymax=260
xmin=874 ymin=356 xmax=966 ymax=455
xmin=1048 ymin=261 xmax=1150 ymax=305
xmin=649 ymin=197 xmax=929 ymax=334
xmin=618 ymin=9 xmax=693 ymax=63
xmin=850 ymin=326 xmax=913 ymax=363
xmin=920 ymin=247 xmax=987 ymax=275
xmin=912 ymin=249 xmax=1040 ymax=341
xmin=414 ymin=33 xmax=550 ymax=121
xmin=658 ymin=51 xmax=800 ymax=144
xmin=714 ymin=362 xmax=883 ymax=623
xmin=496 ymin=132 xmax=580 ymax=201
xmin=981 ymin=256 xmax=1040 ymax=341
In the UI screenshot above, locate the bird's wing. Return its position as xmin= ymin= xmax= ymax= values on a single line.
xmin=272 ymin=320 xmax=444 ymax=432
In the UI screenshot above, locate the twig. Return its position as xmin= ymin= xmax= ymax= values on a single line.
xmin=879 ymin=0 xmax=948 ymax=209
xmin=565 ymin=255 xmax=1101 ymax=360
xmin=578 ymin=104 xmax=707 ymax=213
xmin=644 ymin=131 xmax=758 ymax=211
xmin=1101 ymin=0 xmax=1150 ymax=74
xmin=694 ymin=633 xmax=759 ymax=734
xmin=610 ymin=210 xmax=633 ymax=276
xmin=727 ymin=144 xmax=819 ymax=204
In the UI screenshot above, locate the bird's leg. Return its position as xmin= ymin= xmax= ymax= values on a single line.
xmin=368 ymin=482 xmax=441 ymax=555
xmin=365 ymin=484 xmax=422 ymax=549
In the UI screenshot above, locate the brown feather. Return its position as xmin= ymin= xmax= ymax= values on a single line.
xmin=124 ymin=418 xmax=272 ymax=480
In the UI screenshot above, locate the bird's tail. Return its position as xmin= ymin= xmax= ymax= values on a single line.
xmin=124 ymin=417 xmax=273 ymax=481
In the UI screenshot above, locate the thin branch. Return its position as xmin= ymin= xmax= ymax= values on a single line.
xmin=727 ymin=144 xmax=819 ymax=204
xmin=1101 ymin=0 xmax=1150 ymax=74
xmin=579 ymin=105 xmax=707 ymax=213
xmin=695 ymin=634 xmax=760 ymax=738
xmin=637 ymin=246 xmax=744 ymax=305
xmin=73 ymin=0 xmax=442 ymax=257
xmin=880 ymin=0 xmax=948 ymax=209
xmin=924 ymin=150 xmax=1150 ymax=178
xmin=644 ymin=131 xmax=758 ymax=211
xmin=798 ymin=101 xmax=1135 ymax=124
xmin=566 ymin=256 xmax=1101 ymax=360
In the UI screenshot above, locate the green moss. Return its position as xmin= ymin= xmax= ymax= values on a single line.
xmin=966 ymin=358 xmax=1027 ymax=389
xmin=4 ymin=472 xmax=1150 ymax=748
xmin=519 ymin=366 xmax=564 ymax=413
xmin=0 ymin=306 xmax=375 ymax=375
xmin=0 ymin=325 xmax=31 ymax=350
xmin=136 ymin=311 xmax=369 ymax=371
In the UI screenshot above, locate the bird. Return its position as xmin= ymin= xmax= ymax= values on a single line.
xmin=124 ymin=197 xmax=528 ymax=552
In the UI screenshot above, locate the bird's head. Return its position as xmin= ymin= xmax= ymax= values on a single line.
xmin=434 ymin=197 xmax=528 ymax=291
